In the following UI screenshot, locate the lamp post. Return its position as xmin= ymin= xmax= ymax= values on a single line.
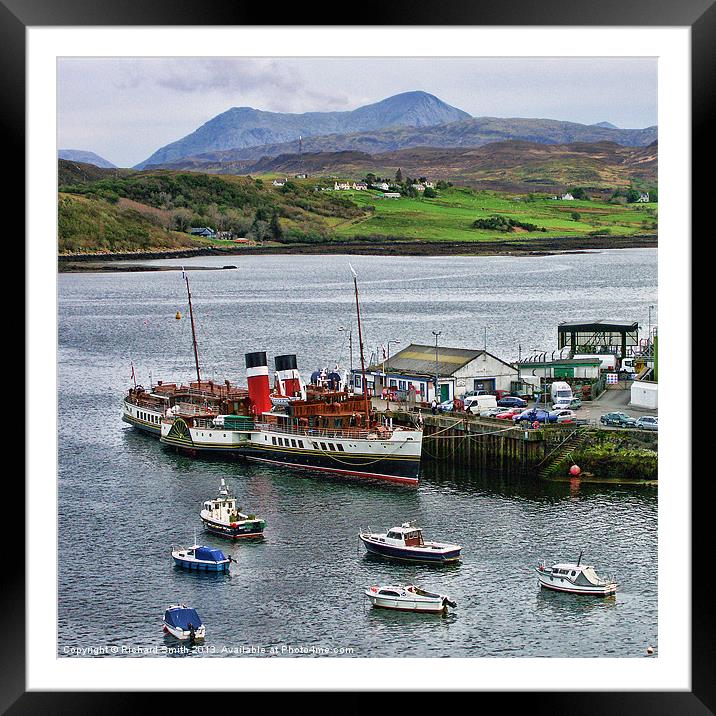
xmin=338 ymin=326 xmax=353 ymax=373
xmin=386 ymin=339 xmax=399 ymax=375
xmin=532 ymin=348 xmax=545 ymax=407
xmin=647 ymin=305 xmax=654 ymax=351
xmin=432 ymin=330 xmax=442 ymax=403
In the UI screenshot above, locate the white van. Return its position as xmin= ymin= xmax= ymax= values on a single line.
xmin=464 ymin=394 xmax=498 ymax=415
xmin=550 ymin=381 xmax=573 ymax=405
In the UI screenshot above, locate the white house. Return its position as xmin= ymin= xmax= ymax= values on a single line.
xmin=636 ymin=192 xmax=650 ymax=203
xmin=561 ymin=193 xmax=575 ymax=201
xmin=352 ymin=343 xmax=517 ymax=403
xmin=352 ymin=182 xmax=368 ymax=190
xmin=412 ymin=184 xmax=426 ymax=192
xmin=272 ymin=179 xmax=286 ymax=187
xmin=373 ymin=182 xmax=390 ymax=191
xmin=424 ymin=181 xmax=435 ymax=188
xmin=334 ymin=181 xmax=351 ymax=190
xmin=383 ymin=192 xmax=401 ymax=199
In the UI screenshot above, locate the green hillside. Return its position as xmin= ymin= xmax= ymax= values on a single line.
xmin=57 ymin=161 xmax=657 ymax=254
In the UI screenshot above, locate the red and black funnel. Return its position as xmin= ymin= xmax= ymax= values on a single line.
xmin=245 ymin=351 xmax=272 ymax=415
xmin=274 ymin=354 xmax=303 ymax=398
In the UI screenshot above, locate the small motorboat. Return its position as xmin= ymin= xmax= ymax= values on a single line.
xmin=536 ymin=553 xmax=617 ymax=596
xmin=171 ymin=538 xmax=232 ymax=572
xmin=200 ymin=478 xmax=266 ymax=540
xmin=364 ymin=584 xmax=457 ymax=613
xmin=359 ymin=522 xmax=461 ymax=564
xmin=162 ymin=604 xmax=206 ymax=641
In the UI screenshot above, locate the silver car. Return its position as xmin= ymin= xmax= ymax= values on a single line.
xmin=635 ymin=416 xmax=658 ymax=431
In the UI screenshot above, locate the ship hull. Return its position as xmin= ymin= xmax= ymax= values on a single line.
xmin=201 ymin=516 xmax=265 ymax=539
xmin=122 ymin=400 xmax=163 ymax=436
xmin=160 ymin=421 xmax=421 ymax=485
xmin=360 ymin=537 xmax=461 ymax=563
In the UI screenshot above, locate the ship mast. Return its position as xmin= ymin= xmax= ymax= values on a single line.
xmin=184 ymin=273 xmax=201 ymax=387
xmin=350 ymin=264 xmax=371 ymax=424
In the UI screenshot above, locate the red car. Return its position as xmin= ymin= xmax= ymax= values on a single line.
xmin=495 ymin=407 xmax=522 ymax=420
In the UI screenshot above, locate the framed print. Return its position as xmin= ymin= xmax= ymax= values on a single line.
xmin=9 ymin=0 xmax=707 ymax=710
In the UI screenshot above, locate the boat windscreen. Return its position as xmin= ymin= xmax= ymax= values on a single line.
xmin=164 ymin=608 xmax=203 ymax=629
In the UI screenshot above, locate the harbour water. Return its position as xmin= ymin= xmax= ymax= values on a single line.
xmin=58 ymin=249 xmax=657 ymax=657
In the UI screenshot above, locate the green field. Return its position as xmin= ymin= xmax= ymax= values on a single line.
xmin=329 ymin=187 xmax=657 ymax=242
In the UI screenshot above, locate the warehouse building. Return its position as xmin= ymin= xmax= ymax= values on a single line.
xmin=351 ymin=343 xmax=517 ymax=403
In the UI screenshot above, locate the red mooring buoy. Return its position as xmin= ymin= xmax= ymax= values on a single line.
xmin=569 ymin=464 xmax=582 ymax=476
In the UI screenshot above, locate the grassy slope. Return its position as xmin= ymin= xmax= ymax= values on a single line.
xmin=57 ymin=163 xmax=657 ymax=253
xmin=58 ymin=193 xmax=200 ymax=253
xmin=330 ymin=187 xmax=657 ymax=242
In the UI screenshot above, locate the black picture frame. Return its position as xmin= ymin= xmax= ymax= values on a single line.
xmin=8 ymin=0 xmax=703 ymax=711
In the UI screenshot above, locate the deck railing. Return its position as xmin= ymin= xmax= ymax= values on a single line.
xmin=253 ymin=421 xmax=375 ymax=440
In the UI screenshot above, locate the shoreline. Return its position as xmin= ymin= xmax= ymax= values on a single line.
xmin=58 ymin=234 xmax=657 ymax=272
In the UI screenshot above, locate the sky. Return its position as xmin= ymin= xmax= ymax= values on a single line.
xmin=58 ymin=57 xmax=657 ymax=168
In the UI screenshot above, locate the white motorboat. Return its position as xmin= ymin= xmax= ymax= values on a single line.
xmin=536 ymin=553 xmax=617 ymax=596
xmin=162 ymin=604 xmax=206 ymax=640
xmin=364 ymin=584 xmax=456 ymax=613
xmin=359 ymin=522 xmax=462 ymax=563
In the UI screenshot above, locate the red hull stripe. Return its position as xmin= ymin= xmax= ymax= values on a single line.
xmin=245 ymin=455 xmax=418 ymax=485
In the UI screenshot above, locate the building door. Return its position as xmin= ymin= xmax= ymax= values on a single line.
xmin=440 ymin=384 xmax=450 ymax=402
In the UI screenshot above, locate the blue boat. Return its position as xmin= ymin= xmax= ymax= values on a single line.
xmin=162 ymin=604 xmax=206 ymax=640
xmin=359 ymin=522 xmax=462 ymax=564
xmin=171 ymin=542 xmax=232 ymax=572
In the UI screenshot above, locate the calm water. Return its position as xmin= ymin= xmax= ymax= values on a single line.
xmin=58 ymin=249 xmax=658 ymax=658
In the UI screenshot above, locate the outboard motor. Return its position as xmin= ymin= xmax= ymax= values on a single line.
xmin=274 ymin=354 xmax=305 ymax=399
xmin=245 ymin=351 xmax=272 ymax=416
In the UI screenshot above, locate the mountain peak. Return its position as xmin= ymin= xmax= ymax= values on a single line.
xmin=592 ymin=121 xmax=619 ymax=129
xmin=136 ymin=91 xmax=470 ymax=168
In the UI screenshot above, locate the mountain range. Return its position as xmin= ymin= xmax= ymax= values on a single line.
xmin=136 ymin=91 xmax=656 ymax=171
xmin=136 ymin=91 xmax=470 ymax=169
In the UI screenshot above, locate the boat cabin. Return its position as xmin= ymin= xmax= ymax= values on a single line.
xmin=202 ymin=495 xmax=244 ymax=523
xmin=385 ymin=524 xmax=425 ymax=547
xmin=547 ymin=563 xmax=607 ymax=586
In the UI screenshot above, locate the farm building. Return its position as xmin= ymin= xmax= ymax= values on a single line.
xmin=351 ymin=343 xmax=517 ymax=403
xmin=188 ymin=227 xmax=216 ymax=238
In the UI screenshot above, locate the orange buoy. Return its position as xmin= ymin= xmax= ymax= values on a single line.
xmin=175 ymin=311 xmax=182 ymax=320
xmin=569 ymin=464 xmax=581 ymax=476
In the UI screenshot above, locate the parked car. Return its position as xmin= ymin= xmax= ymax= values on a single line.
xmin=463 ymin=389 xmax=490 ymax=398
xmin=494 ymin=389 xmax=511 ymax=400
xmin=482 ymin=406 xmax=507 ymax=417
xmin=634 ymin=415 xmax=658 ymax=431
xmin=496 ymin=408 xmax=523 ymax=420
xmin=548 ymin=409 xmax=577 ymax=423
xmin=600 ymin=412 xmax=637 ymax=427
xmin=497 ymin=396 xmax=528 ymax=408
xmin=437 ymin=400 xmax=455 ymax=413
xmin=513 ymin=409 xmax=556 ymax=424
xmin=553 ymin=397 xmax=582 ymax=411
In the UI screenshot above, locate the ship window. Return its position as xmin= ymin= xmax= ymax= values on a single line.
xmin=272 ymin=437 xmax=277 ymax=445
xmin=328 ymin=443 xmax=336 ymax=451
xmin=337 ymin=444 xmax=345 ymax=451
xmin=571 ymin=571 xmax=576 ymax=577
xmin=320 ymin=442 xmax=327 ymax=450
xmin=291 ymin=439 xmax=297 ymax=448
